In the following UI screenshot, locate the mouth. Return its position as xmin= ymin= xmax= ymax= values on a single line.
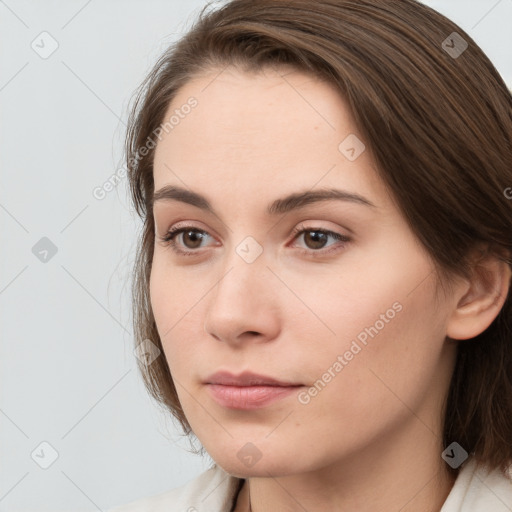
xmin=205 ymin=383 xmax=303 ymax=409
xmin=204 ymin=371 xmax=304 ymax=410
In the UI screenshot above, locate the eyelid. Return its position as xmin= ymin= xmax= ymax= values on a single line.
xmin=157 ymin=220 xmax=216 ymax=241
xmin=158 ymin=222 xmax=217 ymax=246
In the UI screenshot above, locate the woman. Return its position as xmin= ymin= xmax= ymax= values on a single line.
xmin=110 ymin=0 xmax=512 ymax=510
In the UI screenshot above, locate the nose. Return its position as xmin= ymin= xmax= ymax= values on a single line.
xmin=203 ymin=248 xmax=281 ymax=347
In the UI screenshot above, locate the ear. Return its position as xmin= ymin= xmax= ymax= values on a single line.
xmin=446 ymin=247 xmax=511 ymax=340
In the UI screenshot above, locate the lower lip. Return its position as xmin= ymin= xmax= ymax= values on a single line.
xmin=206 ymin=384 xmax=302 ymax=410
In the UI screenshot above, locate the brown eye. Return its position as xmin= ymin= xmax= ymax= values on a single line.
xmin=179 ymin=229 xmax=206 ymax=249
xmin=302 ymin=230 xmax=329 ymax=250
xmin=290 ymin=224 xmax=351 ymax=257
xmin=159 ymin=226 xmax=213 ymax=255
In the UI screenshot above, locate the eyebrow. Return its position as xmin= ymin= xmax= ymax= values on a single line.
xmin=151 ymin=185 xmax=377 ymax=215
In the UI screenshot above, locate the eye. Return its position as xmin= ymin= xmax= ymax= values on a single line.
xmin=157 ymin=222 xmax=351 ymax=258
xmin=157 ymin=224 xmax=215 ymax=256
xmin=289 ymin=223 xmax=350 ymax=257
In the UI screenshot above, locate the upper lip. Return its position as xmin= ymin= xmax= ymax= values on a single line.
xmin=204 ymin=371 xmax=302 ymax=387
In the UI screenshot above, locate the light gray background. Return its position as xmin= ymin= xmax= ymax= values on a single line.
xmin=1 ymin=1 xmax=511 ymax=511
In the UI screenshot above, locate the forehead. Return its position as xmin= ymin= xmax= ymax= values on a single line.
xmin=154 ymin=65 xmax=349 ymax=157
xmin=152 ymin=65 xmax=389 ymax=208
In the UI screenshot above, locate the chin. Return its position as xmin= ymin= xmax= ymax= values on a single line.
xmin=211 ymin=450 xmax=307 ymax=479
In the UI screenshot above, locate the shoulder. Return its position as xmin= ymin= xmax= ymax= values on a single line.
xmin=441 ymin=458 xmax=512 ymax=512
xmin=107 ymin=464 xmax=243 ymax=512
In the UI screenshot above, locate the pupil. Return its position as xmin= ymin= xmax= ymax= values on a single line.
xmin=305 ymin=231 xmax=327 ymax=249
xmin=184 ymin=231 xmax=203 ymax=248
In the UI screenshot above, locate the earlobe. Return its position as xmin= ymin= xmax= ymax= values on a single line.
xmin=446 ymin=251 xmax=511 ymax=341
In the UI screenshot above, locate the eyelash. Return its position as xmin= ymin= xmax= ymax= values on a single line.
xmin=157 ymin=223 xmax=351 ymax=258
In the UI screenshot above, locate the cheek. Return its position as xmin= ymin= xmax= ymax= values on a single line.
xmin=149 ymin=257 xmax=184 ymax=363
xmin=149 ymin=256 xmax=172 ymax=335
xmin=286 ymin=246 xmax=444 ymax=403
xmin=294 ymin=272 xmax=447 ymax=438
xmin=276 ymin=257 xmax=422 ymax=365
xmin=150 ymin=254 xmax=198 ymax=332
xmin=149 ymin=256 xmax=211 ymax=377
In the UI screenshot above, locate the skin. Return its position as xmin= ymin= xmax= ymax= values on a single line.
xmin=149 ymin=65 xmax=511 ymax=511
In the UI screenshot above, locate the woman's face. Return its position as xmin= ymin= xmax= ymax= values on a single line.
xmin=150 ymin=66 xmax=459 ymax=478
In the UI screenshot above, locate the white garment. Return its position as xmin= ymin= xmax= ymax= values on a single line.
xmin=108 ymin=458 xmax=512 ymax=512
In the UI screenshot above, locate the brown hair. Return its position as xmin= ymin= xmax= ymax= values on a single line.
xmin=125 ymin=0 xmax=512 ymax=476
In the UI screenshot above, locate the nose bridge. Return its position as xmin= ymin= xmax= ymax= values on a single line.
xmin=204 ymin=235 xmax=278 ymax=341
xmin=212 ymin=237 xmax=268 ymax=310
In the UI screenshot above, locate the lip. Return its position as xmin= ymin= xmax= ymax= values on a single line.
xmin=204 ymin=371 xmax=304 ymax=410
xmin=204 ymin=370 xmax=301 ymax=387
xmin=206 ymin=384 xmax=302 ymax=410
